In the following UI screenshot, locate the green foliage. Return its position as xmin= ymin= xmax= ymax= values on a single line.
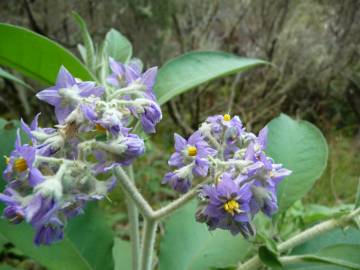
xmin=72 ymin=12 xmax=96 ymax=70
xmin=112 ymin=238 xmax=132 ymax=270
xmin=0 ymin=23 xmax=94 ymax=85
xmin=104 ymin=29 xmax=133 ymax=63
xmin=154 ymin=51 xmax=267 ymax=105
xmin=266 ymin=114 xmax=328 ymax=212
xmin=258 ymin=245 xmax=282 ymax=269
xmin=355 ymin=180 xmax=360 ymax=209
xmin=159 ymin=202 xmax=251 ymax=270
xmin=292 ymin=228 xmax=360 ymax=255
xmin=284 ymin=244 xmax=360 ymax=270
xmin=0 ymin=204 xmax=114 ymax=270
xmin=0 ymin=67 xmax=32 ymax=90
xmin=284 ymin=228 xmax=360 ymax=270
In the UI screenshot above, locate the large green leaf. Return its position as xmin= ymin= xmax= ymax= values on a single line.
xmin=159 ymin=201 xmax=252 ymax=270
xmin=284 ymin=228 xmax=360 ymax=270
xmin=284 ymin=244 xmax=360 ymax=270
xmin=0 ymin=204 xmax=114 ymax=270
xmin=0 ymin=23 xmax=94 ymax=84
xmin=104 ymin=29 xmax=132 ymax=63
xmin=292 ymin=228 xmax=360 ymax=255
xmin=266 ymin=114 xmax=328 ymax=212
xmin=154 ymin=51 xmax=266 ymax=105
xmin=112 ymin=238 xmax=132 ymax=270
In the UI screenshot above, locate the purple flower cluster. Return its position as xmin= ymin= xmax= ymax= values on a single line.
xmin=164 ymin=114 xmax=291 ymax=237
xmin=0 ymin=59 xmax=162 ymax=245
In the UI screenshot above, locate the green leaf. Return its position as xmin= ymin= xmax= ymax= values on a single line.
xmin=159 ymin=201 xmax=252 ymax=270
xmin=0 ymin=67 xmax=32 ymax=90
xmin=258 ymin=245 xmax=282 ymax=269
xmin=285 ymin=244 xmax=360 ymax=270
xmin=283 ymin=228 xmax=360 ymax=270
xmin=72 ymin=12 xmax=95 ymax=69
xmin=308 ymin=244 xmax=360 ymax=269
xmin=0 ymin=265 xmax=18 ymax=270
xmin=104 ymin=29 xmax=132 ymax=63
xmin=0 ymin=203 xmax=114 ymax=270
xmin=154 ymin=51 xmax=267 ymax=105
xmin=0 ymin=23 xmax=94 ymax=84
xmin=256 ymin=232 xmax=278 ymax=254
xmin=292 ymin=228 xmax=360 ymax=255
xmin=266 ymin=114 xmax=328 ymax=212
xmin=355 ymin=179 xmax=360 ymax=209
xmin=66 ymin=204 xmax=114 ymax=270
xmin=112 ymin=238 xmax=132 ymax=270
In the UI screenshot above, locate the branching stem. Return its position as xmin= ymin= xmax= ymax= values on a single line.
xmin=237 ymin=207 xmax=360 ymax=270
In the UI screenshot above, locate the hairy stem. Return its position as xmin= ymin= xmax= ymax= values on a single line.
xmin=152 ymin=181 xmax=207 ymax=220
xmin=114 ymin=167 xmax=154 ymax=218
xmin=125 ymin=166 xmax=140 ymax=270
xmin=237 ymin=207 xmax=360 ymax=270
xmin=140 ymin=220 xmax=158 ymax=270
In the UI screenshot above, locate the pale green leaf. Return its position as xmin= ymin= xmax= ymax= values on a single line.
xmin=104 ymin=29 xmax=132 ymax=63
xmin=159 ymin=201 xmax=252 ymax=270
xmin=112 ymin=238 xmax=132 ymax=270
xmin=0 ymin=204 xmax=114 ymax=270
xmin=266 ymin=114 xmax=328 ymax=212
xmin=154 ymin=51 xmax=267 ymax=105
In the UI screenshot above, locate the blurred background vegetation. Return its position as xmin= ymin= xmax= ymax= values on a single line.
xmin=0 ymin=1 xmax=360 ymax=267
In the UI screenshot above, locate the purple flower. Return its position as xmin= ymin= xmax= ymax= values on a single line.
xmin=25 ymin=194 xmax=58 ymax=227
xmin=21 ymin=114 xmax=56 ymax=140
xmin=168 ymin=131 xmax=217 ymax=176
xmin=21 ymin=114 xmax=62 ymax=156
xmin=36 ymin=66 xmax=104 ymax=123
xmin=206 ymin=114 xmax=243 ymax=139
xmin=162 ymin=172 xmax=192 ymax=193
xmin=81 ymin=103 xmax=130 ymax=135
xmin=250 ymin=184 xmax=278 ymax=217
xmin=3 ymin=131 xmax=44 ymax=186
xmin=197 ymin=173 xmax=254 ymax=237
xmin=0 ymin=189 xmax=24 ymax=224
xmin=140 ymin=99 xmax=162 ymax=134
xmin=94 ymin=133 xmax=145 ymax=171
xmin=107 ymin=58 xmax=142 ymax=87
xmin=34 ymin=216 xmax=64 ymax=245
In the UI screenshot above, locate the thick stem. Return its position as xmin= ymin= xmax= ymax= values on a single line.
xmin=114 ymin=167 xmax=154 ymax=218
xmin=140 ymin=220 xmax=158 ymax=270
xmin=125 ymin=166 xmax=140 ymax=270
xmin=152 ymin=181 xmax=207 ymax=220
xmin=237 ymin=207 xmax=360 ymax=270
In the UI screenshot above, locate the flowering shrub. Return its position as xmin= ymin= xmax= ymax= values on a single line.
xmin=0 ymin=18 xmax=359 ymax=270
xmin=164 ymin=115 xmax=291 ymax=236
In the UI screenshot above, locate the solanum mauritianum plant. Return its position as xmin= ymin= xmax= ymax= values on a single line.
xmin=0 ymin=13 xmax=359 ymax=270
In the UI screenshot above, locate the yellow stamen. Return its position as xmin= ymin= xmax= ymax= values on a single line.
xmin=223 ymin=199 xmax=239 ymax=216
xmin=4 ymin=156 xmax=10 ymax=164
xmin=14 ymin=158 xmax=27 ymax=172
xmin=187 ymin=146 xmax=197 ymax=156
xmin=223 ymin=114 xmax=231 ymax=121
xmin=95 ymin=124 xmax=107 ymax=132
